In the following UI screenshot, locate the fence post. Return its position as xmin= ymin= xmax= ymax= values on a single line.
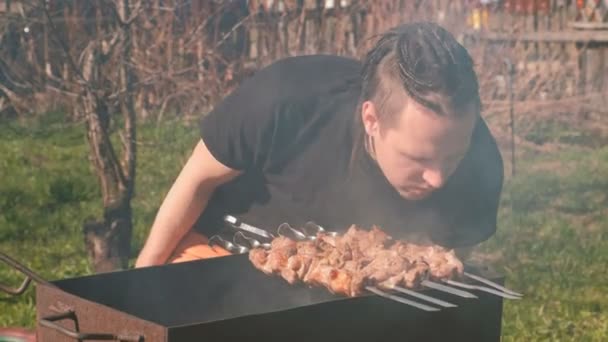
xmin=504 ymin=57 xmax=516 ymax=177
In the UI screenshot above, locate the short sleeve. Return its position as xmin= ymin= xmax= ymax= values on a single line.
xmin=431 ymin=118 xmax=505 ymax=248
xmin=199 ymin=61 xmax=287 ymax=171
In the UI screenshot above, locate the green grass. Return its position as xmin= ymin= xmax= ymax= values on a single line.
xmin=1 ymin=113 xmax=607 ymax=340
xmin=0 ymin=114 xmax=199 ymax=326
xmin=475 ymin=144 xmax=608 ymax=341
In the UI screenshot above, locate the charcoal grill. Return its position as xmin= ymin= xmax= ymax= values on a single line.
xmin=2 ymin=251 xmax=506 ymax=342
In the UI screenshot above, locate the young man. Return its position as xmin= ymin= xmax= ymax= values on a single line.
xmin=135 ymin=21 xmax=504 ymax=268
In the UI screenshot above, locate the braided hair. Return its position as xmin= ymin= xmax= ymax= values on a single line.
xmin=351 ymin=21 xmax=481 ymax=164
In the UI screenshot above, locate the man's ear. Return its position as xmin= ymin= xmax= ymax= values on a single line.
xmin=361 ymin=101 xmax=380 ymax=137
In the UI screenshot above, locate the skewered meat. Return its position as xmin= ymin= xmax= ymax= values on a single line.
xmin=390 ymin=241 xmax=464 ymax=279
xmin=248 ymin=225 xmax=463 ymax=297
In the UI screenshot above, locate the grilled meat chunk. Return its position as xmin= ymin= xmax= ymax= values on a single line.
xmin=391 ymin=242 xmax=464 ymax=280
xmin=248 ymin=225 xmax=462 ymax=297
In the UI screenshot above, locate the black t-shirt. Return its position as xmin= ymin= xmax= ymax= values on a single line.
xmin=195 ymin=54 xmax=504 ymax=249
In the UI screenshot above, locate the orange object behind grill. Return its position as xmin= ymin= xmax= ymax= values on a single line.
xmin=168 ymin=230 xmax=232 ymax=263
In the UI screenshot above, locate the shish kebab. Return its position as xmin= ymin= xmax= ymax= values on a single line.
xmin=216 ymin=216 xmax=522 ymax=311
xmin=225 ymin=216 xmax=522 ymax=297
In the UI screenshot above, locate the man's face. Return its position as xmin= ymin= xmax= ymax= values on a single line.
xmin=362 ymin=98 xmax=477 ymax=200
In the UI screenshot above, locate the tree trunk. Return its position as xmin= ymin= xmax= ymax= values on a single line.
xmin=81 ymin=71 xmax=132 ymax=272
xmin=84 ymin=197 xmax=132 ymax=273
xmin=80 ymin=0 xmax=137 ymax=273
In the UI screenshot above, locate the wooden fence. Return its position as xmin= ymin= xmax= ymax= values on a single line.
xmin=0 ymin=0 xmax=606 ymax=119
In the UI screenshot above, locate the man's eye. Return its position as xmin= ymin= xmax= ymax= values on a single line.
xmin=401 ymin=153 xmax=427 ymax=163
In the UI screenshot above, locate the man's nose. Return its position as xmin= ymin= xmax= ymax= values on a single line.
xmin=422 ymin=168 xmax=446 ymax=189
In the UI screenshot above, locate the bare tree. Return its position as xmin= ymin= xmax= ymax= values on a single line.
xmin=40 ymin=0 xmax=140 ymax=272
xmin=81 ymin=0 xmax=140 ymax=272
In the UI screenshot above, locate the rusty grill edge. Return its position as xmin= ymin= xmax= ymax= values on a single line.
xmin=2 ymin=251 xmax=505 ymax=342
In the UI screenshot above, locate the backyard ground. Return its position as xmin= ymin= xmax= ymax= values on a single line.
xmin=0 ymin=112 xmax=606 ymax=341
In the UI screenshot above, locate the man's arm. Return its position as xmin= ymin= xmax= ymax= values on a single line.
xmin=135 ymin=139 xmax=241 ymax=268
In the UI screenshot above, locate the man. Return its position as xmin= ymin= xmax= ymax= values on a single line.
xmin=135 ymin=21 xmax=504 ymax=268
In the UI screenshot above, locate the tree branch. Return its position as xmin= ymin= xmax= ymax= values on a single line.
xmin=38 ymin=0 xmax=88 ymax=89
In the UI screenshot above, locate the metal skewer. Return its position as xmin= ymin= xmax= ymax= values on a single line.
xmin=390 ymin=286 xmax=457 ymax=308
xmin=366 ymin=286 xmax=440 ymax=312
xmin=301 ymin=222 xmax=339 ymax=238
xmin=227 ymin=218 xmax=521 ymax=304
xmin=443 ymin=280 xmax=521 ymax=300
xmin=224 ymin=215 xmax=275 ymax=240
xmin=421 ymin=280 xmax=478 ymax=299
xmin=277 ymin=223 xmax=309 ymax=241
xmin=209 ymin=235 xmax=249 ymax=254
xmin=234 ymin=232 xmax=272 ymax=249
xmin=463 ymin=272 xmax=523 ymax=297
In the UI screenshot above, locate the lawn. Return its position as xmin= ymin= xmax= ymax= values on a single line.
xmin=0 ymin=113 xmax=606 ymax=340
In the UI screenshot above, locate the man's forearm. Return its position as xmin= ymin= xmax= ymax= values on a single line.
xmin=135 ymin=139 xmax=241 ymax=268
xmin=137 ymin=183 xmax=212 ymax=266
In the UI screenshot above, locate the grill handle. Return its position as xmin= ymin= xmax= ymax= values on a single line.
xmin=0 ymin=252 xmax=52 ymax=296
xmin=39 ymin=310 xmax=143 ymax=341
